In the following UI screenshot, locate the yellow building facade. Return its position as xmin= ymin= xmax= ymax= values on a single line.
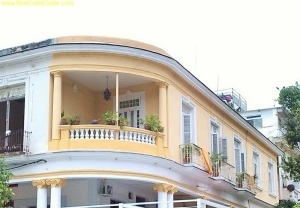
xmin=0 ymin=36 xmax=282 ymax=208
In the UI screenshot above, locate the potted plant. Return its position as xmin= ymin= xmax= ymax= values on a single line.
xmin=236 ymin=172 xmax=245 ymax=188
xmin=210 ymin=153 xmax=227 ymax=177
xmin=70 ymin=115 xmax=81 ymax=125
xmin=118 ymin=116 xmax=130 ymax=129
xmin=60 ymin=111 xmax=72 ymax=125
xmin=181 ymin=144 xmax=200 ymax=163
xmin=102 ymin=111 xmax=117 ymax=125
xmin=140 ymin=114 xmax=164 ymax=132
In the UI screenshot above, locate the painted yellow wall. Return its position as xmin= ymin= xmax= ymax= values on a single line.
xmin=61 ymin=76 xmax=97 ymax=124
xmin=49 ymin=51 xmax=280 ymax=204
xmin=95 ymin=82 xmax=159 ymax=121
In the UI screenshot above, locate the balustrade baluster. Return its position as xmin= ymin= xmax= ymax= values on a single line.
xmin=149 ymin=135 xmax=153 ymax=144
xmin=104 ymin=129 xmax=109 ymax=140
xmin=124 ymin=131 xmax=129 ymax=140
xmin=119 ymin=131 xmax=124 ymax=140
xmin=75 ymin=129 xmax=80 ymax=139
xmin=94 ymin=129 xmax=99 ymax=139
xmin=70 ymin=130 xmax=75 ymax=139
xmin=137 ymin=133 xmax=141 ymax=142
xmin=84 ymin=129 xmax=89 ymax=139
xmin=133 ymin=132 xmax=137 ymax=142
xmin=145 ymin=134 xmax=149 ymax=143
xmin=90 ymin=129 xmax=94 ymax=139
xmin=79 ymin=129 xmax=84 ymax=139
xmin=129 ymin=132 xmax=133 ymax=141
xmin=110 ymin=130 xmax=115 ymax=140
xmin=100 ymin=129 xmax=104 ymax=139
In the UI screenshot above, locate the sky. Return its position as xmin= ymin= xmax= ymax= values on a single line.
xmin=0 ymin=0 xmax=299 ymax=110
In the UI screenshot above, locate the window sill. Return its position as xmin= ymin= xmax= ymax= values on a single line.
xmin=269 ymin=193 xmax=277 ymax=198
xmin=255 ymin=185 xmax=263 ymax=191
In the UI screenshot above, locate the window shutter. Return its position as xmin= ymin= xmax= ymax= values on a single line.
xmin=212 ymin=133 xmax=218 ymax=154
xmin=235 ymin=149 xmax=241 ymax=173
xmin=221 ymin=137 xmax=228 ymax=160
xmin=183 ymin=115 xmax=191 ymax=144
xmin=241 ymin=153 xmax=245 ymax=172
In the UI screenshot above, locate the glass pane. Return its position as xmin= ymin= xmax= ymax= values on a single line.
xmin=183 ymin=115 xmax=190 ymax=143
xmin=130 ymin=111 xmax=134 ymax=127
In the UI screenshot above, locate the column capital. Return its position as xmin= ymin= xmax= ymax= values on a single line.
xmin=32 ymin=179 xmax=47 ymax=189
xmin=156 ymin=82 xmax=168 ymax=88
xmin=153 ymin=183 xmax=170 ymax=192
xmin=167 ymin=185 xmax=178 ymax=194
xmin=51 ymin=71 xmax=63 ymax=77
xmin=46 ymin=178 xmax=66 ymax=188
xmin=200 ymin=195 xmax=208 ymax=199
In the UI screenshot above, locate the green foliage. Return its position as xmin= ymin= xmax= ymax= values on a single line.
xmin=277 ymin=82 xmax=300 ymax=181
xmin=278 ymin=82 xmax=300 ymax=113
xmin=293 ymin=203 xmax=300 ymax=208
xmin=140 ymin=114 xmax=164 ymax=132
xmin=282 ymin=156 xmax=300 ymax=182
xmin=210 ymin=153 xmax=227 ymax=167
xmin=182 ymin=144 xmax=201 ymax=156
xmin=278 ymin=83 xmax=300 ymax=149
xmin=60 ymin=112 xmax=80 ymax=125
xmin=102 ymin=111 xmax=117 ymax=125
xmin=70 ymin=115 xmax=81 ymax=125
xmin=118 ymin=116 xmax=130 ymax=129
xmin=0 ymin=158 xmax=14 ymax=207
xmin=275 ymin=199 xmax=296 ymax=208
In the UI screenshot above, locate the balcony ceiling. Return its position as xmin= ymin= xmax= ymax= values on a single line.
xmin=64 ymin=71 xmax=155 ymax=92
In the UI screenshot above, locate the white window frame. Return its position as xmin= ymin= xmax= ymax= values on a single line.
xmin=114 ymin=90 xmax=145 ymax=128
xmin=268 ymin=160 xmax=276 ymax=196
xmin=181 ymin=96 xmax=196 ymax=144
xmin=246 ymin=115 xmax=262 ymax=128
xmin=253 ymin=149 xmax=261 ymax=188
xmin=210 ymin=118 xmax=227 ymax=157
xmin=234 ymin=135 xmax=245 ymax=173
xmin=0 ymin=84 xmax=26 ymax=132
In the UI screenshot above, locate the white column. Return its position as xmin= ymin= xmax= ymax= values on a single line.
xmin=116 ymin=73 xmax=119 ymax=124
xmin=153 ymin=183 xmax=169 ymax=208
xmin=157 ymin=82 xmax=168 ymax=147
xmin=46 ymin=178 xmax=66 ymax=208
xmin=167 ymin=185 xmax=177 ymax=208
xmin=167 ymin=193 xmax=173 ymax=208
xmin=32 ymin=179 xmax=47 ymax=208
xmin=51 ymin=186 xmax=61 ymax=208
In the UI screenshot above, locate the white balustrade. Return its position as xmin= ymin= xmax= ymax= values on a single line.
xmin=68 ymin=126 xmax=156 ymax=145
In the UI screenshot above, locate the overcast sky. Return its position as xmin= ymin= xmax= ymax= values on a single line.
xmin=0 ymin=0 xmax=299 ymax=110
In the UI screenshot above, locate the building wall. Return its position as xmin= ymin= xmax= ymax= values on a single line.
xmin=0 ymin=39 xmax=283 ymax=207
xmin=0 ymin=56 xmax=52 ymax=154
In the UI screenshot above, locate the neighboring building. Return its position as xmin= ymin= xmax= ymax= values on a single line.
xmin=0 ymin=36 xmax=283 ymax=208
xmin=240 ymin=107 xmax=300 ymax=202
xmin=216 ymin=88 xmax=247 ymax=112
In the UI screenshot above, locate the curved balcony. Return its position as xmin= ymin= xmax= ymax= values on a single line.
xmin=49 ymin=124 xmax=166 ymax=157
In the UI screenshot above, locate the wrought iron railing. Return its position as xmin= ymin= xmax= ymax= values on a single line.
xmin=235 ymin=172 xmax=255 ymax=193
xmin=211 ymin=160 xmax=236 ymax=182
xmin=180 ymin=143 xmax=206 ymax=168
xmin=0 ymin=129 xmax=31 ymax=154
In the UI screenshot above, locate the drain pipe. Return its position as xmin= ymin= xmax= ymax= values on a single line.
xmin=278 ymin=155 xmax=283 ymax=199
